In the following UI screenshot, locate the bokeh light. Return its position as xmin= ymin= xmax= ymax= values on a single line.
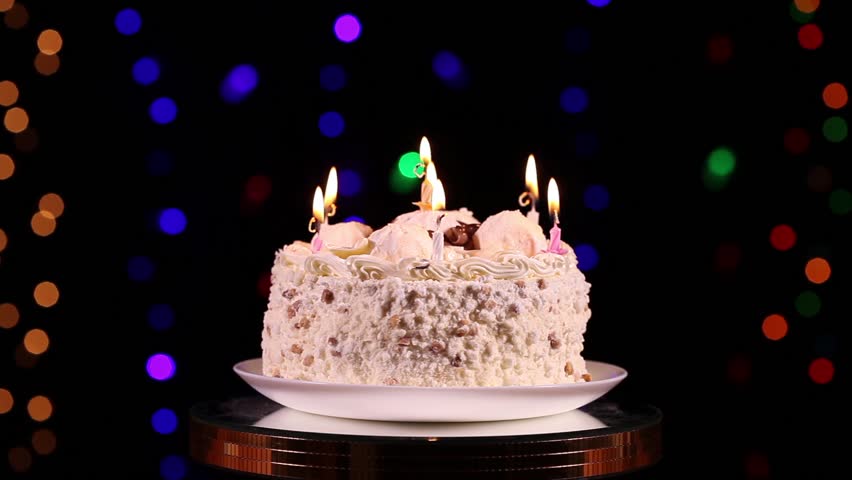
xmin=31 ymin=211 xmax=56 ymax=237
xmin=151 ymin=408 xmax=178 ymax=435
xmin=0 ymin=80 xmax=19 ymax=106
xmin=4 ymin=107 xmax=29 ymax=133
xmin=0 ymin=303 xmax=19 ymax=329
xmin=150 ymin=97 xmax=178 ymax=125
xmin=583 ymin=185 xmax=610 ymax=211
xmin=0 ymin=228 xmax=6 ymax=252
xmin=0 ymin=154 xmax=14 ymax=180
xmin=8 ymin=447 xmax=31 ymax=473
xmin=34 ymin=53 xmax=60 ymax=76
xmin=0 ymin=0 xmax=14 ymax=12
xmin=769 ymin=224 xmax=796 ymax=251
xmin=146 ymin=353 xmax=176 ymax=381
xmin=433 ymin=51 xmax=463 ymax=81
xmin=783 ymin=127 xmax=810 ymax=155
xmin=37 ymin=29 xmax=63 ymax=55
xmin=160 ymin=454 xmax=188 ymax=480
xmin=115 ymin=8 xmax=142 ymax=36
xmin=146 ymin=150 xmax=173 ymax=176
xmin=807 ymin=166 xmax=832 ymax=192
xmin=344 ymin=215 xmax=365 ymax=223
xmin=794 ymin=0 xmax=820 ymax=14
xmin=390 ymin=166 xmax=419 ymax=194
xmin=320 ymin=64 xmax=346 ymax=92
xmin=795 ymin=290 xmax=821 ymax=317
xmin=148 ymin=304 xmax=175 ymax=331
xmin=128 ymin=255 xmax=155 ymax=282
xmin=24 ymin=329 xmax=49 ymax=355
xmin=789 ymin=1 xmax=815 ymax=23
xmin=3 ymin=2 xmax=27 ymax=29
xmin=714 ymin=243 xmax=741 ymax=272
xmin=560 ymin=86 xmax=589 ymax=114
xmin=706 ymin=147 xmax=736 ymax=176
xmin=33 ymin=281 xmax=59 ymax=308
xmin=727 ymin=354 xmax=751 ymax=384
xmin=575 ymin=244 xmax=599 ymax=271
xmin=798 ymin=24 xmax=823 ymax=50
xmin=158 ymin=208 xmax=187 ymax=235
xmin=132 ymin=57 xmax=160 ymax=86
xmin=822 ymin=116 xmax=847 ymax=142
xmin=829 ymin=188 xmax=852 ymax=215
xmin=565 ymin=26 xmax=591 ymax=54
xmin=761 ymin=314 xmax=788 ymax=341
xmin=0 ymin=388 xmax=12 ymax=414
xmin=15 ymin=128 xmax=38 ymax=152
xmin=397 ymin=152 xmax=421 ymax=179
xmin=808 ymin=357 xmax=834 ymax=384
xmin=244 ymin=175 xmax=272 ymax=204
xmin=338 ymin=169 xmax=363 ymax=197
xmin=334 ymin=14 xmax=361 ymax=43
xmin=805 ymin=257 xmax=831 ymax=284
xmin=586 ymin=0 xmax=611 ymax=7
xmin=318 ymin=111 xmax=344 ymax=138
xmin=221 ymin=64 xmax=259 ymax=104
xmin=27 ymin=395 xmax=52 ymax=421
xmin=822 ymin=82 xmax=848 ymax=109
xmin=575 ymin=131 xmax=599 ymax=157
xmin=32 ymin=429 xmax=56 ymax=455
xmin=707 ymin=34 xmax=733 ymax=64
xmin=39 ymin=193 xmax=65 ymax=218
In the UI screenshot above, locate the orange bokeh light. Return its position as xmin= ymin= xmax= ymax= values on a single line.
xmin=8 ymin=447 xmax=32 ymax=473
xmin=39 ymin=193 xmax=65 ymax=218
xmin=0 ymin=303 xmax=19 ymax=329
xmin=24 ymin=329 xmax=49 ymax=355
xmin=27 ymin=395 xmax=53 ymax=421
xmin=0 ymin=228 xmax=6 ymax=251
xmin=37 ymin=29 xmax=63 ymax=55
xmin=3 ymin=3 xmax=27 ymax=29
xmin=0 ymin=154 xmax=14 ymax=180
xmin=0 ymin=388 xmax=12 ymax=414
xmin=805 ymin=257 xmax=831 ymax=284
xmin=761 ymin=314 xmax=788 ymax=341
xmin=0 ymin=0 xmax=15 ymax=12
xmin=822 ymin=82 xmax=848 ymax=109
xmin=31 ymin=211 xmax=57 ymax=237
xmin=32 ymin=429 xmax=56 ymax=455
xmin=35 ymin=53 xmax=60 ymax=76
xmin=34 ymin=281 xmax=59 ymax=308
xmin=4 ymin=107 xmax=29 ymax=133
xmin=794 ymin=0 xmax=820 ymax=14
xmin=0 ymin=80 xmax=19 ymax=106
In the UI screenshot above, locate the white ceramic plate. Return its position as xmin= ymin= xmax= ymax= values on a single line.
xmin=234 ymin=358 xmax=626 ymax=422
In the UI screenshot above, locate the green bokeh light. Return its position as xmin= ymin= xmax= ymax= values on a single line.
xmin=823 ymin=117 xmax=848 ymax=143
xmin=702 ymin=169 xmax=730 ymax=191
xmin=707 ymin=147 xmax=736 ymax=177
xmin=789 ymin=1 xmax=816 ymax=23
xmin=829 ymin=189 xmax=852 ymax=215
xmin=795 ymin=291 xmax=821 ymax=318
xmin=397 ymin=152 xmax=421 ymax=179
xmin=389 ymin=166 xmax=419 ymax=194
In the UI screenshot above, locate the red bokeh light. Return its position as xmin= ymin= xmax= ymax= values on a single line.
xmin=769 ymin=224 xmax=796 ymax=251
xmin=783 ymin=128 xmax=810 ymax=155
xmin=808 ymin=357 xmax=834 ymax=384
xmin=745 ymin=452 xmax=770 ymax=479
xmin=798 ymin=24 xmax=823 ymax=50
xmin=714 ymin=242 xmax=741 ymax=272
xmin=728 ymin=354 xmax=752 ymax=384
xmin=707 ymin=34 xmax=733 ymax=64
xmin=257 ymin=272 xmax=272 ymax=298
xmin=245 ymin=175 xmax=272 ymax=204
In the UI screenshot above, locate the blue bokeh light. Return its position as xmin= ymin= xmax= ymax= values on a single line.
xmin=583 ymin=185 xmax=610 ymax=211
xmin=146 ymin=150 xmax=173 ymax=176
xmin=344 ymin=215 xmax=365 ymax=224
xmin=149 ymin=97 xmax=178 ymax=124
xmin=560 ymin=87 xmax=589 ymax=114
xmin=221 ymin=64 xmax=259 ymax=103
xmin=128 ymin=256 xmax=155 ymax=282
xmin=575 ymin=131 xmax=599 ymax=157
xmin=320 ymin=64 xmax=346 ymax=92
xmin=587 ymin=0 xmax=612 ymax=7
xmin=565 ymin=27 xmax=591 ymax=54
xmin=319 ymin=111 xmax=345 ymax=138
xmin=160 ymin=455 xmax=187 ymax=480
xmin=148 ymin=304 xmax=175 ymax=331
xmin=151 ymin=408 xmax=178 ymax=435
xmin=338 ymin=169 xmax=362 ymax=197
xmin=115 ymin=8 xmax=142 ymax=36
xmin=433 ymin=51 xmax=462 ymax=80
xmin=132 ymin=57 xmax=160 ymax=86
xmin=575 ymin=244 xmax=599 ymax=271
xmin=158 ymin=208 xmax=187 ymax=235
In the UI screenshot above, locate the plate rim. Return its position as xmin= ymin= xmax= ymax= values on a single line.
xmin=234 ymin=357 xmax=627 ymax=391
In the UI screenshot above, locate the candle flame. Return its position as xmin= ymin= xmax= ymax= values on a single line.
xmin=431 ymin=179 xmax=446 ymax=211
xmin=420 ymin=136 xmax=432 ymax=166
xmin=324 ymin=167 xmax=338 ymax=210
xmin=425 ymin=161 xmax=438 ymax=184
xmin=312 ymin=186 xmax=325 ymax=223
xmin=525 ymin=155 xmax=539 ymax=200
xmin=547 ymin=178 xmax=560 ymax=221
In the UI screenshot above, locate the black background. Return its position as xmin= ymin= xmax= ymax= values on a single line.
xmin=1 ymin=1 xmax=847 ymax=478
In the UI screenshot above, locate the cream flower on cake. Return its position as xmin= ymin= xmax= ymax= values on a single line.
xmin=368 ymin=223 xmax=433 ymax=263
xmin=318 ymin=221 xmax=373 ymax=249
xmin=473 ymin=210 xmax=547 ymax=257
xmin=393 ymin=208 xmax=478 ymax=233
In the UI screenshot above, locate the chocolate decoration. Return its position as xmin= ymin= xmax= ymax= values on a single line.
xmin=445 ymin=220 xmax=480 ymax=250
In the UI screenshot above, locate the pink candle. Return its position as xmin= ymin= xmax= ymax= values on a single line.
xmin=546 ymin=178 xmax=567 ymax=254
xmin=547 ymin=222 xmax=567 ymax=254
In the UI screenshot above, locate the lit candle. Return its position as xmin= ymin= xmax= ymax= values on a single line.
xmin=324 ymin=166 xmax=338 ymax=223
xmin=417 ymin=137 xmax=438 ymax=209
xmin=546 ymin=178 xmax=567 ymax=254
xmin=519 ymin=154 xmax=540 ymax=224
xmin=309 ymin=186 xmax=325 ymax=252
xmin=430 ymin=179 xmax=446 ymax=262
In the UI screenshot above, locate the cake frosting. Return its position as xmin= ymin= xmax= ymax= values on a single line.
xmin=262 ymin=208 xmax=592 ymax=387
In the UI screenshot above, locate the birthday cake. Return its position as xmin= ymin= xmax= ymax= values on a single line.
xmin=261 ymin=145 xmax=592 ymax=387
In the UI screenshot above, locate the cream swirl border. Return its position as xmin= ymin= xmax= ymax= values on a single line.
xmin=284 ymin=250 xmax=577 ymax=281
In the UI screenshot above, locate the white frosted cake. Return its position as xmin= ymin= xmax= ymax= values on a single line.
xmin=261 ymin=207 xmax=592 ymax=387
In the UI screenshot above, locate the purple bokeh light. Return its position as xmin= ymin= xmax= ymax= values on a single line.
xmin=146 ymin=353 xmax=176 ymax=381
xmin=334 ymin=14 xmax=361 ymax=43
xmin=220 ymin=64 xmax=259 ymax=103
